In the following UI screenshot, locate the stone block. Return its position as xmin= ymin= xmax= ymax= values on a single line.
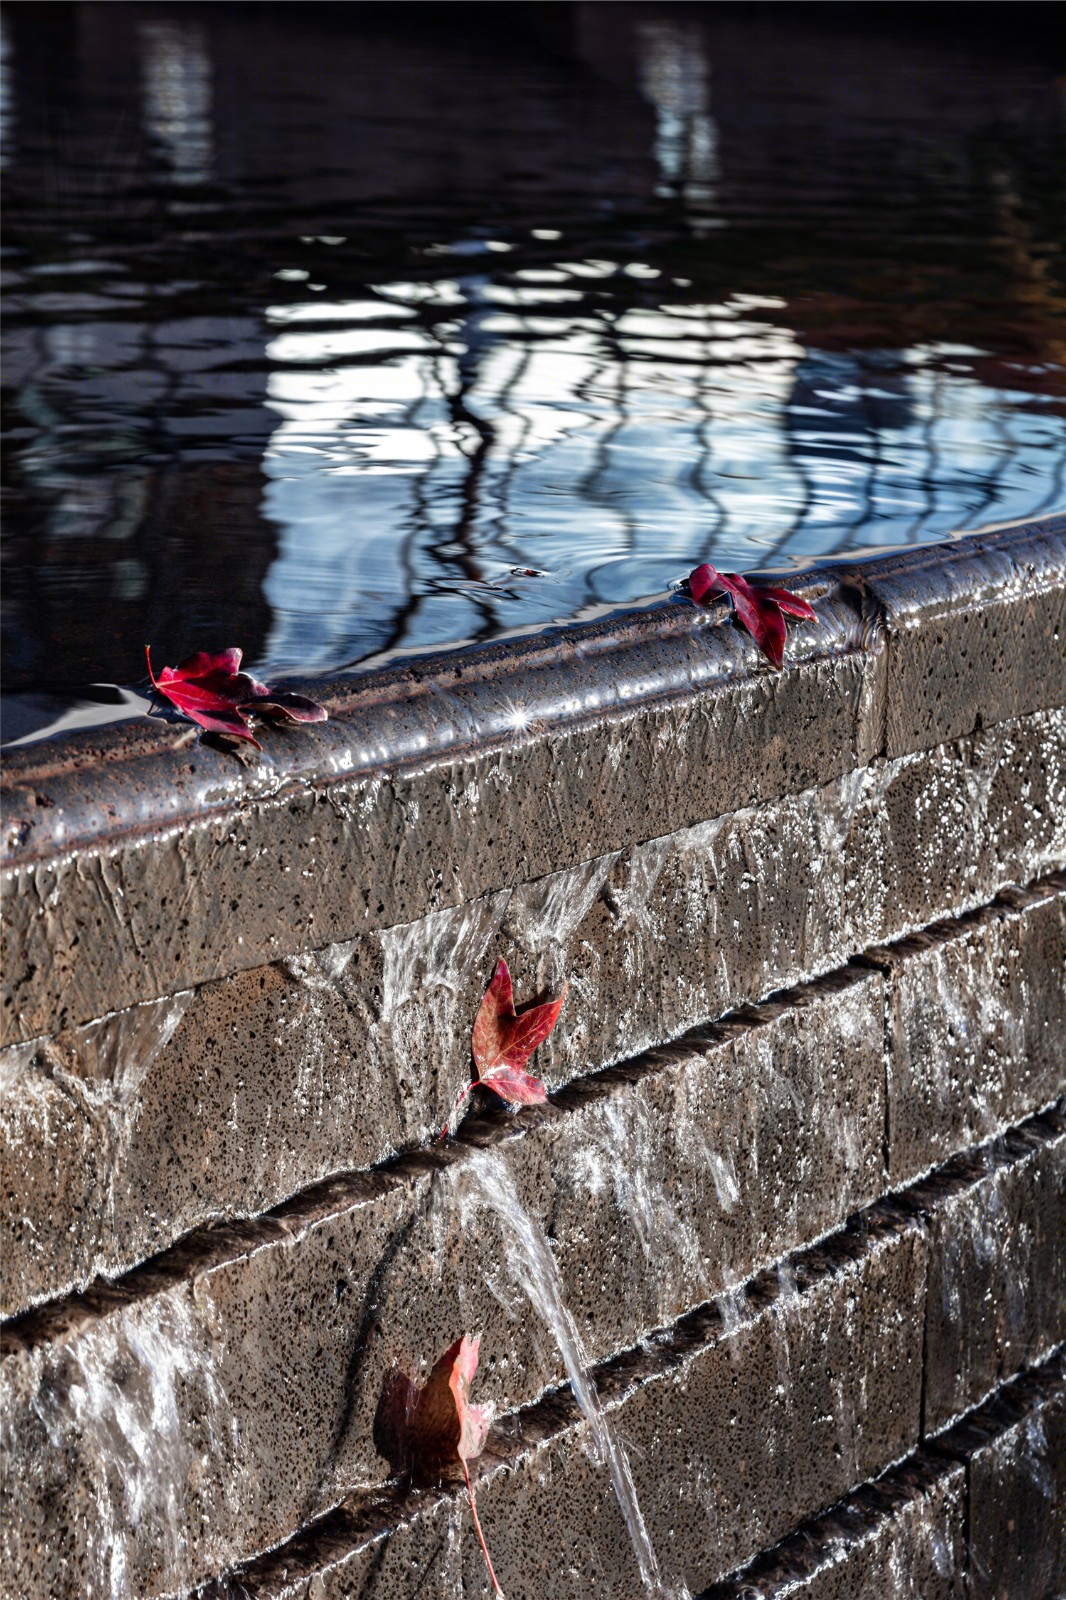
xmin=0 ymin=975 xmax=889 ymax=1597
xmin=197 ymin=1206 xmax=926 ymax=1600
xmin=865 ymin=877 xmax=1066 ymax=1186
xmin=845 ymin=707 xmax=1066 ymax=954
xmin=861 ymin=523 xmax=1066 ymax=759
xmin=701 ymin=1452 xmax=966 ymax=1600
xmin=938 ymin=1350 xmax=1066 ymax=1600
xmin=911 ymin=1109 xmax=1066 ymax=1435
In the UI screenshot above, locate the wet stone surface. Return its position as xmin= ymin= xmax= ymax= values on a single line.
xmin=201 ymin=1204 xmax=926 ymax=1600
xmin=701 ymin=1452 xmax=967 ymax=1600
xmin=3 ymin=528 xmax=1063 ymax=1051
xmin=860 ymin=526 xmax=1066 ymax=759
xmin=1 ymin=528 xmax=1064 ymax=1596
xmin=3 ymin=714 xmax=1063 ymax=1315
xmin=0 ymin=974 xmax=887 ymax=1598
xmin=0 ymin=591 xmax=878 ymax=1047
xmin=866 ymin=876 xmax=1066 ymax=1187
xmin=935 ymin=1348 xmax=1066 ymax=1600
xmin=910 ymin=1109 xmax=1066 ymax=1435
xmin=6 ymin=1104 xmax=1060 ymax=1600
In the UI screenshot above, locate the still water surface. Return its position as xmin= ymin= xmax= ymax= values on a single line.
xmin=2 ymin=5 xmax=1064 ymax=740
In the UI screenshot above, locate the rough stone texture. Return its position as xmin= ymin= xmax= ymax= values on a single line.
xmin=701 ymin=1453 xmax=967 ymax=1599
xmin=844 ymin=707 xmax=1065 ymax=954
xmin=1 ymin=590 xmax=880 ymax=1047
xmin=198 ymin=1207 xmax=925 ymax=1600
xmin=0 ymin=975 xmax=888 ymax=1599
xmin=705 ymin=1348 xmax=1066 ymax=1600
xmin=3 ymin=524 xmax=1062 ymax=1049
xmin=7 ymin=1105 xmax=1060 ymax=1600
xmin=911 ymin=1109 xmax=1066 ymax=1436
xmin=859 ymin=522 xmax=1066 ymax=758
xmin=937 ymin=1349 xmax=1066 ymax=1600
xmin=2 ymin=524 xmax=1065 ymax=1598
xmin=4 ymin=698 xmax=1063 ymax=1315
xmin=865 ymin=876 xmax=1066 ymax=1186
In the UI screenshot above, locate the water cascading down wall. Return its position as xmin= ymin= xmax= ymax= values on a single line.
xmin=1 ymin=518 xmax=1065 ymax=1600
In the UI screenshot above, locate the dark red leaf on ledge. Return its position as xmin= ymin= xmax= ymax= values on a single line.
xmin=687 ymin=563 xmax=816 ymax=669
xmin=145 ymin=646 xmax=327 ymax=747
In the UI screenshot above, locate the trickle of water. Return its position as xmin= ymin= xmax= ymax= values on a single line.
xmin=453 ymin=1146 xmax=689 ymax=1600
xmin=19 ymin=1292 xmax=237 ymax=1600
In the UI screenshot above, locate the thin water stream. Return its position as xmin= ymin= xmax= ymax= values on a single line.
xmin=453 ymin=1145 xmax=690 ymax=1600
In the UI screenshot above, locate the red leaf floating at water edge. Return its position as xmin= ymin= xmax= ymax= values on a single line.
xmin=374 ymin=1335 xmax=503 ymax=1597
xmin=441 ymin=959 xmax=567 ymax=1137
xmin=687 ymin=563 xmax=816 ymax=671
xmin=145 ymin=645 xmax=327 ymax=748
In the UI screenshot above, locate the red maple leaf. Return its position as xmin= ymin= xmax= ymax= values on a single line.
xmin=374 ymin=1335 xmax=502 ymax=1596
xmin=687 ymin=563 xmax=816 ymax=670
xmin=441 ymin=959 xmax=567 ymax=1137
xmin=145 ymin=646 xmax=327 ymax=748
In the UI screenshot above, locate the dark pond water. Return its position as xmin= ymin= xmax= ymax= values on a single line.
xmin=2 ymin=3 xmax=1064 ymax=743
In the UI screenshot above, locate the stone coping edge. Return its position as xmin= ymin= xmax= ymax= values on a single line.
xmin=2 ymin=518 xmax=1063 ymax=1046
xmin=3 ymin=518 xmax=1062 ymax=868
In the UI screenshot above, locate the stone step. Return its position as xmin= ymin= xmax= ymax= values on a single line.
xmin=2 ymin=1102 xmax=1062 ymax=1600
xmin=3 ymin=709 xmax=1063 ymax=1314
xmin=4 ymin=526 xmax=1062 ymax=1049
xmin=703 ymin=1348 xmax=1065 ymax=1600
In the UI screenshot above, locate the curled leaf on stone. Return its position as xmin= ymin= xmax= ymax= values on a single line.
xmin=686 ymin=563 xmax=817 ymax=670
xmin=441 ymin=959 xmax=567 ymax=1138
xmin=145 ymin=645 xmax=328 ymax=748
xmin=374 ymin=1335 xmax=503 ymax=1596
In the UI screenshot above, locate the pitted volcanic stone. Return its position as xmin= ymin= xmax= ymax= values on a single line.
xmin=1 ymin=588 xmax=881 ymax=1047
xmin=865 ymin=877 xmax=1066 ymax=1185
xmin=860 ymin=524 xmax=1066 ymax=759
xmin=0 ymin=976 xmax=888 ymax=1598
xmin=910 ymin=1110 xmax=1066 ymax=1434
xmin=6 ymin=703 xmax=1063 ymax=1314
xmin=195 ymin=1205 xmax=926 ymax=1600
xmin=702 ymin=1452 xmax=966 ymax=1599
xmin=844 ymin=707 xmax=1066 ymax=954
xmin=8 ymin=522 xmax=1063 ymax=1047
xmin=935 ymin=1349 xmax=1066 ymax=1600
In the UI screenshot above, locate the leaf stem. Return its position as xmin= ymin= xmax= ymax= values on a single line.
xmin=462 ymin=1457 xmax=504 ymax=1598
xmin=439 ymin=1079 xmax=476 ymax=1141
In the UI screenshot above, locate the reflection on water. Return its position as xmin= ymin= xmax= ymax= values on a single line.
xmin=140 ymin=20 xmax=213 ymax=186
xmin=2 ymin=4 xmax=1064 ymax=733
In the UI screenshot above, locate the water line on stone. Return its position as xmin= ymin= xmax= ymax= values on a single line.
xmin=453 ymin=1145 xmax=689 ymax=1600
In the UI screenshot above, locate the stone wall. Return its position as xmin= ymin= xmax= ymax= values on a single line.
xmin=1 ymin=519 xmax=1064 ymax=1598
